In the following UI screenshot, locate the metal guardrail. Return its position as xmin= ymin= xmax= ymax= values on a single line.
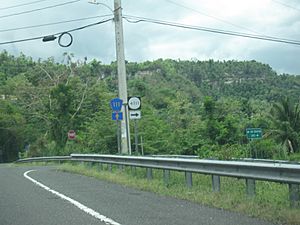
xmin=149 ymin=155 xmax=300 ymax=164
xmin=17 ymin=156 xmax=71 ymax=163
xmin=71 ymin=154 xmax=300 ymax=183
xmin=148 ymin=154 xmax=200 ymax=159
xmin=16 ymin=154 xmax=300 ymax=208
xmin=232 ymin=157 xmax=300 ymax=165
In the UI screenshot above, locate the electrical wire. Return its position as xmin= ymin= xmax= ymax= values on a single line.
xmin=165 ymin=0 xmax=261 ymax=35
xmin=0 ymin=0 xmax=51 ymax=11
xmin=61 ymin=18 xmax=112 ymax=33
xmin=0 ymin=0 xmax=81 ymax=19
xmin=123 ymin=15 xmax=300 ymax=46
xmin=1 ymin=14 xmax=298 ymax=47
xmin=0 ymin=18 xmax=113 ymax=46
xmin=271 ymin=0 xmax=300 ymax=12
xmin=0 ymin=14 xmax=113 ymax=33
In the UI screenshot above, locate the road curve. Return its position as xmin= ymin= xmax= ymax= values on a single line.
xmin=0 ymin=164 xmax=279 ymax=225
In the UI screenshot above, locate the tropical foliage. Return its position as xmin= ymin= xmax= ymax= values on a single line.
xmin=270 ymin=98 xmax=300 ymax=154
xmin=1 ymin=51 xmax=300 ymax=162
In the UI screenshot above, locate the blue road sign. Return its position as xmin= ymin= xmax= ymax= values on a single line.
xmin=110 ymin=98 xmax=123 ymax=111
xmin=112 ymin=112 xmax=123 ymax=121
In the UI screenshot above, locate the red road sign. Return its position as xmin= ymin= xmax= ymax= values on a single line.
xmin=68 ymin=130 xmax=76 ymax=140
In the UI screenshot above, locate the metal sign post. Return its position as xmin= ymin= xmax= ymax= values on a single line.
xmin=117 ymin=120 xmax=121 ymax=154
xmin=134 ymin=120 xmax=138 ymax=154
xmin=246 ymin=128 xmax=263 ymax=158
xmin=128 ymin=96 xmax=141 ymax=154
xmin=123 ymin=103 xmax=131 ymax=155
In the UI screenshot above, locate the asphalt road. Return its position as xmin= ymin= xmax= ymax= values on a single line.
xmin=0 ymin=164 xmax=279 ymax=225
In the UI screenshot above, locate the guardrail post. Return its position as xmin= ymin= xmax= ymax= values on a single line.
xmin=131 ymin=166 xmax=136 ymax=175
xmin=108 ymin=164 xmax=112 ymax=172
xmin=246 ymin=179 xmax=256 ymax=197
xmin=163 ymin=169 xmax=170 ymax=186
xmin=185 ymin=172 xmax=193 ymax=188
xmin=98 ymin=163 xmax=103 ymax=171
xmin=289 ymin=183 xmax=300 ymax=208
xmin=118 ymin=165 xmax=124 ymax=171
xmin=146 ymin=168 xmax=153 ymax=180
xmin=212 ymin=175 xmax=220 ymax=192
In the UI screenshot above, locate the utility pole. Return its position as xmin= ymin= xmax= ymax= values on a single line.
xmin=114 ymin=0 xmax=131 ymax=154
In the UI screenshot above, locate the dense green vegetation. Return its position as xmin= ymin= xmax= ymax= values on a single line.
xmin=1 ymin=51 xmax=300 ymax=162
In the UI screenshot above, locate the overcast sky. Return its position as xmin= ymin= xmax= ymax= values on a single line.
xmin=0 ymin=0 xmax=299 ymax=75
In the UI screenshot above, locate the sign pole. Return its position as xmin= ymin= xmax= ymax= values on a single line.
xmin=140 ymin=136 xmax=144 ymax=156
xmin=117 ymin=120 xmax=121 ymax=154
xmin=249 ymin=141 xmax=252 ymax=158
xmin=124 ymin=103 xmax=131 ymax=155
xmin=134 ymin=120 xmax=138 ymax=154
xmin=246 ymin=128 xmax=262 ymax=158
xmin=254 ymin=140 xmax=258 ymax=158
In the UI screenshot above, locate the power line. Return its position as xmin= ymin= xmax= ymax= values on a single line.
xmin=123 ymin=15 xmax=300 ymax=46
xmin=0 ymin=14 xmax=113 ymax=33
xmin=62 ymin=18 xmax=112 ymax=33
xmin=0 ymin=0 xmax=51 ymax=11
xmin=165 ymin=0 xmax=261 ymax=35
xmin=0 ymin=18 xmax=113 ymax=46
xmin=271 ymin=0 xmax=300 ymax=12
xmin=0 ymin=36 xmax=47 ymax=46
xmin=0 ymin=0 xmax=81 ymax=20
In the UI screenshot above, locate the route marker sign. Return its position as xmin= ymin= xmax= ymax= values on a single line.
xmin=246 ymin=128 xmax=262 ymax=139
xmin=129 ymin=110 xmax=141 ymax=120
xmin=128 ymin=96 xmax=141 ymax=110
xmin=110 ymin=98 xmax=123 ymax=112
xmin=112 ymin=112 xmax=123 ymax=121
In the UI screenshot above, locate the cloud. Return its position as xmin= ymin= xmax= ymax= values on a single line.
xmin=0 ymin=0 xmax=299 ymax=74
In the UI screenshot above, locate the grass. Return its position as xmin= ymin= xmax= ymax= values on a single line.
xmin=54 ymin=162 xmax=300 ymax=225
xmin=18 ymin=161 xmax=300 ymax=225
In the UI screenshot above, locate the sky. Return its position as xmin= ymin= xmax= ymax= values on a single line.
xmin=0 ymin=0 xmax=300 ymax=75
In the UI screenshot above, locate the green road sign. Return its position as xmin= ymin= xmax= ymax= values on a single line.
xmin=246 ymin=128 xmax=262 ymax=139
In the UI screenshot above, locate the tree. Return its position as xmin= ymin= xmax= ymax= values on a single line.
xmin=270 ymin=97 xmax=300 ymax=153
xmin=0 ymin=99 xmax=25 ymax=162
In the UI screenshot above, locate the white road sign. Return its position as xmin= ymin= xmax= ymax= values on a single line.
xmin=128 ymin=97 xmax=141 ymax=110
xmin=129 ymin=110 xmax=141 ymax=120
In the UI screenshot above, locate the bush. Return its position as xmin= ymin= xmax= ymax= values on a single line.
xmin=248 ymin=139 xmax=282 ymax=159
xmin=288 ymin=152 xmax=300 ymax=162
xmin=197 ymin=144 xmax=220 ymax=159
xmin=217 ymin=144 xmax=246 ymax=160
xmin=197 ymin=141 xmax=284 ymax=160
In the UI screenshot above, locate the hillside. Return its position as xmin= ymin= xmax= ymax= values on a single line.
xmin=1 ymin=51 xmax=300 ymax=162
xmin=126 ymin=59 xmax=300 ymax=102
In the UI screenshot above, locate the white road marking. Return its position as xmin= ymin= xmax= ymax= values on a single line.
xmin=24 ymin=170 xmax=122 ymax=225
